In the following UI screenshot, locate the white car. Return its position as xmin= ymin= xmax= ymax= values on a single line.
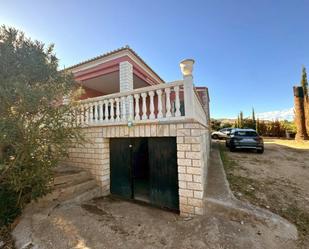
xmin=211 ymin=128 xmax=233 ymax=140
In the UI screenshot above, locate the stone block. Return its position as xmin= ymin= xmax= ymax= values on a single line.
xmin=184 ymin=136 xmax=200 ymax=144
xmin=186 ymin=167 xmax=201 ymax=175
xmin=179 ymin=189 xmax=193 ymax=197
xmin=177 ymin=144 xmax=191 ymax=151
xmin=178 ymin=173 xmax=193 ymax=181
xmin=177 ymin=158 xmax=192 ymax=166
xmin=185 ymin=152 xmax=200 ymax=160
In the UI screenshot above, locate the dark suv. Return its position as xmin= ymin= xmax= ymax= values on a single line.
xmin=226 ymin=129 xmax=264 ymax=153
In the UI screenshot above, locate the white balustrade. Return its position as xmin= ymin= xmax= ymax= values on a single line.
xmin=174 ymin=86 xmax=181 ymax=117
xmin=156 ymin=89 xmax=163 ymax=119
xmin=75 ymin=79 xmax=208 ymax=127
xmin=99 ymin=101 xmax=103 ymax=121
xmin=165 ymin=87 xmax=172 ymax=118
xmin=115 ymin=98 xmax=120 ymax=121
xmin=104 ymin=100 xmax=108 ymax=121
xmin=94 ymin=102 xmax=98 ymax=122
xmin=134 ymin=94 xmax=140 ymax=121
xmin=141 ymin=92 xmax=147 ymax=120
xmin=110 ymin=99 xmax=114 ymax=122
xmin=85 ymin=104 xmax=89 ymax=125
xmin=149 ymin=91 xmax=155 ymax=120
xmin=128 ymin=95 xmax=134 ymax=120
xmin=121 ymin=96 xmax=126 ymax=121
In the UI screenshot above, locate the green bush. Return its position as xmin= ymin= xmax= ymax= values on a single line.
xmin=0 ymin=26 xmax=83 ymax=225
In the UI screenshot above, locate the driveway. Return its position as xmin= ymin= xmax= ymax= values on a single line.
xmin=218 ymin=138 xmax=309 ymax=248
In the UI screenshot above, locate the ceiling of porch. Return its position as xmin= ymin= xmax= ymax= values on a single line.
xmin=80 ymin=71 xmax=150 ymax=94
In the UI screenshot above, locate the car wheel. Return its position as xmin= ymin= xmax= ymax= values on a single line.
xmin=212 ymin=134 xmax=219 ymax=140
xmin=257 ymin=147 xmax=264 ymax=154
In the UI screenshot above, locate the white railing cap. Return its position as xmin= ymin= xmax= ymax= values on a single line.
xmin=180 ymin=59 xmax=195 ymax=76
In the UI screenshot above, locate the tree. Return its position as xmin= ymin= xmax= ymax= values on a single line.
xmin=256 ymin=118 xmax=260 ymax=134
xmin=239 ymin=111 xmax=244 ymax=128
xmin=236 ymin=115 xmax=240 ymax=128
xmin=301 ymin=66 xmax=308 ymax=97
xmin=0 ymin=26 xmax=83 ymax=225
xmin=252 ymin=108 xmax=256 ymax=130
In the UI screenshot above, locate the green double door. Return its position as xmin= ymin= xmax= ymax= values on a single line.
xmin=110 ymin=137 xmax=179 ymax=211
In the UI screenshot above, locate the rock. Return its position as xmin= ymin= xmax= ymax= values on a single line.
xmin=0 ymin=241 xmax=4 ymax=247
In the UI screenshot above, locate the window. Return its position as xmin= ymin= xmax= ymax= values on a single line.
xmin=235 ymin=131 xmax=257 ymax=137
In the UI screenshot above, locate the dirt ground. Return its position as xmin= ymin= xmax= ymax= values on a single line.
xmin=24 ymin=196 xmax=296 ymax=249
xmin=219 ymin=138 xmax=309 ymax=248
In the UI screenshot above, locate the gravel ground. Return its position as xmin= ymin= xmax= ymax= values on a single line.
xmin=219 ymin=138 xmax=309 ymax=248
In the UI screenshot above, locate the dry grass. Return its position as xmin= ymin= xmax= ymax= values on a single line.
xmin=219 ymin=141 xmax=309 ymax=248
xmin=0 ymin=226 xmax=15 ymax=249
xmin=264 ymin=138 xmax=309 ymax=149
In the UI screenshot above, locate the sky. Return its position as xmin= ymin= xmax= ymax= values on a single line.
xmin=1 ymin=0 xmax=309 ymax=118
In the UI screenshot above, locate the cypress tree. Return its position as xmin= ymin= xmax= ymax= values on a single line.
xmin=252 ymin=108 xmax=256 ymax=129
xmin=240 ymin=111 xmax=244 ymax=128
xmin=301 ymin=66 xmax=308 ymax=97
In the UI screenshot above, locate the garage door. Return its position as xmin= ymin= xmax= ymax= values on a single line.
xmin=110 ymin=137 xmax=179 ymax=211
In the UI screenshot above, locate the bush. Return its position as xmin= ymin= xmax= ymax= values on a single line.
xmin=0 ymin=26 xmax=83 ymax=225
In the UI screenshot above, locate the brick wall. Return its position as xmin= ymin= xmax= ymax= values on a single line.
xmin=65 ymin=122 xmax=210 ymax=216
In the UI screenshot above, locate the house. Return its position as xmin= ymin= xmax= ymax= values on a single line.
xmin=64 ymin=46 xmax=211 ymax=216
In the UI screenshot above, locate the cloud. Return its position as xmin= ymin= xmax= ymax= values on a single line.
xmin=256 ymin=108 xmax=294 ymax=121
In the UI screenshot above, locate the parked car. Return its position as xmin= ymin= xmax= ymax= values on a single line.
xmin=211 ymin=128 xmax=233 ymax=140
xmin=226 ymin=128 xmax=264 ymax=153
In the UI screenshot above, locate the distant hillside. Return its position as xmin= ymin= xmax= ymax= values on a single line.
xmin=256 ymin=108 xmax=294 ymax=121
xmin=214 ymin=108 xmax=295 ymax=122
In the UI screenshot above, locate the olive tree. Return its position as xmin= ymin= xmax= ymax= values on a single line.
xmin=0 ymin=26 xmax=83 ymax=225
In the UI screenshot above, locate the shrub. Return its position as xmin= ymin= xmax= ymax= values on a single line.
xmin=0 ymin=26 xmax=83 ymax=225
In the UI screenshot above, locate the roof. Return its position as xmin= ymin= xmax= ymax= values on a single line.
xmin=64 ymin=46 xmax=164 ymax=83
xmin=232 ymin=128 xmax=256 ymax=132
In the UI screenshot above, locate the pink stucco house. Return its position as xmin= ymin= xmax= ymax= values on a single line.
xmin=64 ymin=46 xmax=210 ymax=216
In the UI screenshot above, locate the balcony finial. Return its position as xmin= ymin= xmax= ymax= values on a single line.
xmin=180 ymin=59 xmax=195 ymax=77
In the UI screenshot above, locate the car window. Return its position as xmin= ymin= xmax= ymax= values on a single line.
xmin=235 ymin=131 xmax=257 ymax=137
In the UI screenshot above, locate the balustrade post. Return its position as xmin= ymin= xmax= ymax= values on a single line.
xmin=115 ymin=98 xmax=120 ymax=121
xmin=110 ymin=99 xmax=114 ymax=122
xmin=174 ymin=86 xmax=181 ymax=117
xmin=89 ymin=104 xmax=93 ymax=123
xmin=141 ymin=92 xmax=147 ymax=120
xmin=180 ymin=59 xmax=195 ymax=118
xmin=128 ymin=95 xmax=134 ymax=120
xmin=134 ymin=94 xmax=141 ymax=120
xmin=93 ymin=102 xmax=98 ymax=122
xmin=121 ymin=96 xmax=127 ymax=121
xmin=165 ymin=88 xmax=172 ymax=118
xmin=84 ymin=104 xmax=89 ymax=125
xmin=156 ymin=89 xmax=163 ymax=119
xmin=104 ymin=100 xmax=109 ymax=121
xmin=99 ymin=101 xmax=104 ymax=122
xmin=149 ymin=91 xmax=155 ymax=119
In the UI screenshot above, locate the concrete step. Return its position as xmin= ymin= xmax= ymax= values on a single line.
xmin=39 ymin=179 xmax=97 ymax=205
xmin=53 ymin=165 xmax=83 ymax=174
xmin=53 ymin=171 xmax=92 ymax=186
xmin=63 ymin=186 xmax=102 ymax=204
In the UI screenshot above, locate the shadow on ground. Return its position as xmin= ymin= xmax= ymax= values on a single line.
xmin=23 ymin=195 xmax=297 ymax=249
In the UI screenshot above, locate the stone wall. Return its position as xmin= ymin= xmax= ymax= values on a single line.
xmin=64 ymin=121 xmax=210 ymax=216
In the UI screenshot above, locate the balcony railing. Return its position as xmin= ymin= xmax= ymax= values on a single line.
xmin=75 ymin=79 xmax=208 ymax=127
